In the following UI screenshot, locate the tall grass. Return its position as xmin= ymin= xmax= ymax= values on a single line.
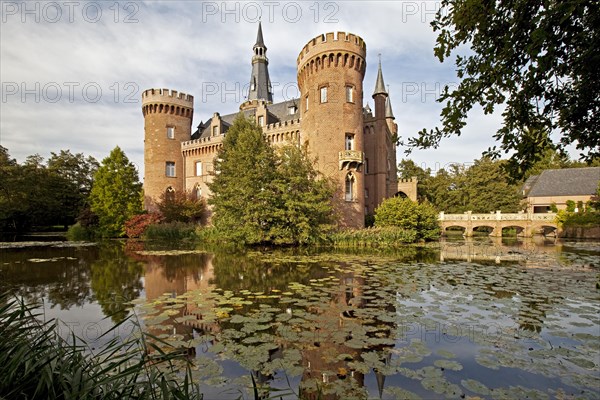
xmin=0 ymin=292 xmax=202 ymax=399
xmin=143 ymin=222 xmax=198 ymax=241
xmin=327 ymin=226 xmax=419 ymax=247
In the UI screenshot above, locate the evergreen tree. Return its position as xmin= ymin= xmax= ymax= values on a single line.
xmin=89 ymin=147 xmax=142 ymax=237
xmin=208 ymin=116 xmax=279 ymax=244
xmin=208 ymin=116 xmax=334 ymax=245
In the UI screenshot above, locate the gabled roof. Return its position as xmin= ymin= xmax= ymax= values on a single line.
xmin=527 ymin=167 xmax=600 ymax=197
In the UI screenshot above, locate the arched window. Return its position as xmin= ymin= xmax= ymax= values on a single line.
xmin=345 ymin=173 xmax=355 ymax=202
xmin=165 ymin=186 xmax=175 ymax=202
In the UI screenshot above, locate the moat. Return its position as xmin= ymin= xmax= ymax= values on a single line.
xmin=1 ymin=238 xmax=598 ymax=399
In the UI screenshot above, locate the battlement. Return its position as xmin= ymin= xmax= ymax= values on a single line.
xmin=399 ymin=176 xmax=418 ymax=183
xmin=182 ymin=135 xmax=220 ymax=148
xmin=264 ymin=118 xmax=300 ymax=131
xmin=142 ymin=88 xmax=194 ymax=107
xmin=297 ymin=31 xmax=366 ymax=66
xmin=239 ymin=98 xmax=269 ymax=111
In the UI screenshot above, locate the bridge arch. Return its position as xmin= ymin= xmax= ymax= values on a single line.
xmin=439 ymin=211 xmax=558 ymax=238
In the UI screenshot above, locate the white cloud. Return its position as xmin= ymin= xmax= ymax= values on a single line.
xmin=0 ymin=0 xmax=504 ymax=171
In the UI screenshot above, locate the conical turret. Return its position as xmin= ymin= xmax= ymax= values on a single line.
xmin=247 ymin=21 xmax=273 ymax=102
xmin=372 ymin=57 xmax=388 ymax=98
xmin=385 ymin=86 xmax=394 ymax=119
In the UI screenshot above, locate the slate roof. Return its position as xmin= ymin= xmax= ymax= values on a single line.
xmin=527 ymin=167 xmax=600 ymax=197
xmin=191 ymin=98 xmax=300 ymax=140
xmin=373 ymin=60 xmax=387 ymax=97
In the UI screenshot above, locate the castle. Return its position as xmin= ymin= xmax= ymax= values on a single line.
xmin=142 ymin=24 xmax=417 ymax=228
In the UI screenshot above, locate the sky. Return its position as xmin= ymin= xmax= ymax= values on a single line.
xmin=1 ymin=0 xmax=508 ymax=176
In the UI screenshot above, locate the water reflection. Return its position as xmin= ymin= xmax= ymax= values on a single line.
xmin=1 ymin=238 xmax=598 ymax=399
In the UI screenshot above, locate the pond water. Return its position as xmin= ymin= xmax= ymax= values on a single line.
xmin=1 ymin=238 xmax=599 ymax=399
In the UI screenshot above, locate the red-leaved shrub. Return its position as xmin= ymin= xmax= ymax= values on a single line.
xmin=124 ymin=212 xmax=163 ymax=238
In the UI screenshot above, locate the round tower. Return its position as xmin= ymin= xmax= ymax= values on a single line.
xmin=141 ymin=88 xmax=194 ymax=209
xmin=297 ymin=32 xmax=367 ymax=228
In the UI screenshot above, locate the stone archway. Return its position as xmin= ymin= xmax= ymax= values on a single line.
xmin=397 ymin=177 xmax=417 ymax=202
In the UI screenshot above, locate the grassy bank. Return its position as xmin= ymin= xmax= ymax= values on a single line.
xmin=0 ymin=292 xmax=201 ymax=399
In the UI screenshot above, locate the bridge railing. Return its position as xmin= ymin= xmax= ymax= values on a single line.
xmin=439 ymin=211 xmax=556 ymax=222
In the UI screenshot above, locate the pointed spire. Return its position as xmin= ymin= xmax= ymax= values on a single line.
xmin=254 ymin=20 xmax=265 ymax=49
xmin=373 ymin=54 xmax=388 ymax=97
xmin=248 ymin=21 xmax=273 ymax=103
xmin=385 ymin=85 xmax=395 ymax=119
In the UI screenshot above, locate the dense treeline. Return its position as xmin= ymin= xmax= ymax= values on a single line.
xmin=0 ymin=146 xmax=98 ymax=232
xmin=397 ymin=150 xmax=598 ymax=214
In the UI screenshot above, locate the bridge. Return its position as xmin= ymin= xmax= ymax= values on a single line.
xmin=439 ymin=211 xmax=558 ymax=237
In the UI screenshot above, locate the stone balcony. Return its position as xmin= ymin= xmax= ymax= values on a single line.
xmin=339 ymin=150 xmax=364 ymax=170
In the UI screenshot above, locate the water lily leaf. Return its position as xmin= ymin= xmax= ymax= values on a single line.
xmin=437 ymin=349 xmax=456 ymax=359
xmin=434 ymin=359 xmax=463 ymax=371
xmin=384 ymin=386 xmax=421 ymax=400
xmin=461 ymin=379 xmax=490 ymax=395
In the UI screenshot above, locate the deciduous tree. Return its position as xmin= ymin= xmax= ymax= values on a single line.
xmin=410 ymin=0 xmax=600 ymax=179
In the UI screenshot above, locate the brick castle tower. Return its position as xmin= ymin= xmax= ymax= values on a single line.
xmin=141 ymin=88 xmax=194 ymax=209
xmin=297 ymin=32 xmax=367 ymax=227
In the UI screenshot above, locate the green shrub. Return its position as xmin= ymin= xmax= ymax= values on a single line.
xmin=556 ymin=210 xmax=600 ymax=228
xmin=66 ymin=222 xmax=94 ymax=241
xmin=143 ymin=222 xmax=198 ymax=241
xmin=374 ymin=197 xmax=440 ymax=241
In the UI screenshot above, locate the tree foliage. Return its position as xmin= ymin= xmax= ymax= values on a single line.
xmin=0 ymin=146 xmax=98 ymax=231
xmin=410 ymin=0 xmax=600 ymax=179
xmin=89 ymin=147 xmax=142 ymax=237
xmin=398 ymin=157 xmax=523 ymax=213
xmin=157 ymin=190 xmax=205 ymax=224
xmin=208 ymin=116 xmax=334 ymax=245
xmin=270 ymin=145 xmax=335 ymax=245
xmin=374 ymin=197 xmax=440 ymax=241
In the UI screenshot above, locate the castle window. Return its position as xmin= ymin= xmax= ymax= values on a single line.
xmin=166 ymin=162 xmax=175 ymax=177
xmin=212 ymin=126 xmax=219 ymax=136
xmin=365 ymin=158 xmax=369 ymax=174
xmin=365 ymin=188 xmax=369 ymax=198
xmin=345 ymin=133 xmax=354 ymax=150
xmin=346 ymin=86 xmax=354 ymax=103
xmin=166 ymin=126 xmax=175 ymax=139
xmin=194 ymin=184 xmax=202 ymax=200
xmin=258 ymin=115 xmax=264 ymax=126
xmin=305 ymin=95 xmax=309 ymax=111
xmin=345 ymin=173 xmax=355 ymax=202
xmin=288 ymin=105 xmax=297 ymax=115
xmin=320 ymin=86 xmax=327 ymax=103
xmin=195 ymin=161 xmax=202 ymax=176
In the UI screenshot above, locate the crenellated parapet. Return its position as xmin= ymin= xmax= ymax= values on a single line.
xmin=239 ymin=98 xmax=270 ymax=111
xmin=399 ymin=177 xmax=418 ymax=183
xmin=297 ymin=32 xmax=367 ymax=87
xmin=142 ymin=88 xmax=194 ymax=118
